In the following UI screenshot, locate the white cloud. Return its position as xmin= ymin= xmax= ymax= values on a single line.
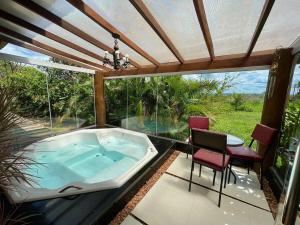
xmin=183 ymin=67 xmax=300 ymax=94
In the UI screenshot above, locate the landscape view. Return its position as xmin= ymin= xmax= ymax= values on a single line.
xmin=0 ymin=43 xmax=300 ymax=150
xmin=106 ymin=67 xmax=300 ymax=147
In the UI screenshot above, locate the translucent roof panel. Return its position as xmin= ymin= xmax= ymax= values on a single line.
xmin=0 ymin=1 xmax=110 ymax=62
xmin=83 ymin=0 xmax=178 ymax=63
xmin=0 ymin=18 xmax=106 ymax=66
xmin=143 ymin=0 xmax=209 ymax=60
xmin=27 ymin=0 xmax=152 ymax=66
xmin=203 ymin=0 xmax=265 ymax=56
xmin=254 ymin=0 xmax=300 ymax=52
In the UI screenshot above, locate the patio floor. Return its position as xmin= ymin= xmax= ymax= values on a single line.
xmin=121 ymin=152 xmax=274 ymax=225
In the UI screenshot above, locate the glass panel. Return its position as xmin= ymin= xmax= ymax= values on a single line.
xmin=43 ymin=66 xmax=78 ymax=133
xmin=143 ymin=0 xmax=210 ymax=60
xmin=254 ymin=0 xmax=300 ymax=52
xmin=120 ymin=77 xmax=158 ymax=135
xmin=105 ymin=69 xmax=269 ymax=148
xmin=40 ymin=65 xmax=95 ymax=133
xmin=156 ymin=75 xmax=188 ymax=141
xmin=73 ymin=72 xmax=95 ymax=127
xmin=0 ymin=60 xmax=51 ymax=147
xmin=28 ymin=0 xmax=152 ymax=65
xmin=203 ymin=0 xmax=265 ymax=55
xmin=105 ymin=79 xmax=128 ymax=127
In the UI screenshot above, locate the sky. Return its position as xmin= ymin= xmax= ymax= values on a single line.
xmin=1 ymin=43 xmax=300 ymax=94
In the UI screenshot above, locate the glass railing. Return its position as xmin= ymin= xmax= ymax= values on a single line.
xmin=105 ymin=71 xmax=269 ymax=144
xmin=0 ymin=59 xmax=95 ymax=146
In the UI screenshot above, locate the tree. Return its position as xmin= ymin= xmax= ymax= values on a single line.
xmin=230 ymin=94 xmax=245 ymax=111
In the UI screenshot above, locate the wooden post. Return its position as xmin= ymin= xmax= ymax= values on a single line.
xmin=0 ymin=40 xmax=7 ymax=49
xmin=94 ymin=71 xmax=106 ymax=127
xmin=259 ymin=48 xmax=294 ymax=172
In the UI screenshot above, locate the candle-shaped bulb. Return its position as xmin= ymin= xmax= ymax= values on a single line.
xmin=115 ymin=50 xmax=120 ymax=60
xmin=104 ymin=51 xmax=109 ymax=58
xmin=125 ymin=54 xmax=129 ymax=62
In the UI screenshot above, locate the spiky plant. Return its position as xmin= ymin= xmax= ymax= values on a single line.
xmin=0 ymin=87 xmax=37 ymax=224
xmin=0 ymin=88 xmax=36 ymax=191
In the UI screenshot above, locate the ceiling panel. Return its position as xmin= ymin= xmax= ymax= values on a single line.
xmin=203 ymin=0 xmax=265 ymax=56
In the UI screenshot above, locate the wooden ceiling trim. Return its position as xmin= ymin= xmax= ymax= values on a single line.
xmin=193 ymin=0 xmax=215 ymax=60
xmin=0 ymin=26 xmax=109 ymax=71
xmin=0 ymin=9 xmax=106 ymax=63
xmin=129 ymin=0 xmax=184 ymax=64
xmin=0 ymin=34 xmax=100 ymax=70
xmin=67 ymin=0 xmax=160 ymax=66
xmin=246 ymin=0 xmax=275 ymax=57
xmin=103 ymin=51 xmax=273 ymax=77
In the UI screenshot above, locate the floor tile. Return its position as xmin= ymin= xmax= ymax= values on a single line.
xmin=121 ymin=215 xmax=144 ymax=225
xmin=167 ymin=152 xmax=270 ymax=210
xmin=132 ymin=174 xmax=274 ymax=225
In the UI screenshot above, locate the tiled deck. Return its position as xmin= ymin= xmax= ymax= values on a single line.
xmin=121 ymin=152 xmax=274 ymax=225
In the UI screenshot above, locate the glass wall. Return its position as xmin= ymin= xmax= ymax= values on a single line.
xmin=274 ymin=54 xmax=300 ymax=178
xmin=0 ymin=59 xmax=95 ymax=145
xmin=105 ymin=70 xmax=269 ymax=144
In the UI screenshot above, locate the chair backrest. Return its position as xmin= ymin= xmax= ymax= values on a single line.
xmin=251 ymin=124 xmax=277 ymax=147
xmin=188 ymin=116 xmax=209 ymax=130
xmin=191 ymin=128 xmax=227 ymax=154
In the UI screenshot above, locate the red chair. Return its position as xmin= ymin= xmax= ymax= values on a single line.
xmin=188 ymin=129 xmax=229 ymax=207
xmin=187 ymin=116 xmax=209 ymax=158
xmin=226 ymin=124 xmax=277 ymax=189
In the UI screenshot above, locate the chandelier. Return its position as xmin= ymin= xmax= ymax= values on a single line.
xmin=103 ymin=33 xmax=130 ymax=70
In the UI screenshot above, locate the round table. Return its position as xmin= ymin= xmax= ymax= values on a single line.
xmin=227 ymin=134 xmax=244 ymax=147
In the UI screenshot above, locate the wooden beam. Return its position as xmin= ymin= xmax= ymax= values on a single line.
xmin=260 ymin=48 xmax=294 ymax=172
xmin=103 ymin=51 xmax=273 ymax=77
xmin=12 ymin=0 xmax=141 ymax=68
xmin=0 ymin=9 xmax=107 ymax=63
xmin=0 ymin=34 xmax=99 ymax=70
xmin=246 ymin=0 xmax=275 ymax=57
xmin=94 ymin=71 xmax=106 ymax=127
xmin=129 ymin=0 xmax=184 ymax=64
xmin=67 ymin=0 xmax=160 ymax=66
xmin=0 ymin=26 xmax=109 ymax=71
xmin=193 ymin=0 xmax=215 ymax=60
xmin=0 ymin=40 xmax=7 ymax=49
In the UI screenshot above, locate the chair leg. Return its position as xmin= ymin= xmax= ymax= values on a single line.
xmin=247 ymin=166 xmax=250 ymax=174
xmin=260 ymin=162 xmax=263 ymax=190
xmin=189 ymin=161 xmax=194 ymax=192
xmin=213 ymin=170 xmax=216 ymax=186
xmin=186 ymin=146 xmax=189 ymax=158
xmin=218 ymin=171 xmax=224 ymax=207
xmin=224 ymin=167 xmax=228 ymax=188
xmin=199 ymin=165 xmax=202 ymax=177
xmin=227 ymin=162 xmax=232 ymax=184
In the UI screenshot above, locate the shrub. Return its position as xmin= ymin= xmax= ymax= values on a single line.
xmin=230 ymin=94 xmax=245 ymax=111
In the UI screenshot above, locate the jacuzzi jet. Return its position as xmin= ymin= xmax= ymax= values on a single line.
xmin=96 ymin=154 xmax=100 ymax=157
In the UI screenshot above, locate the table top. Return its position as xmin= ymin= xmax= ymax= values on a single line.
xmin=185 ymin=133 xmax=244 ymax=147
xmin=227 ymin=134 xmax=244 ymax=147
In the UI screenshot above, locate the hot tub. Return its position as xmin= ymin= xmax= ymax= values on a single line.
xmin=7 ymin=128 xmax=158 ymax=203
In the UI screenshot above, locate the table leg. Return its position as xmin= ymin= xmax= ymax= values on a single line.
xmin=228 ymin=163 xmax=237 ymax=184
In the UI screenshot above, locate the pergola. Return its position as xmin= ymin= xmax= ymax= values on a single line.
xmin=0 ymin=0 xmax=300 ymax=169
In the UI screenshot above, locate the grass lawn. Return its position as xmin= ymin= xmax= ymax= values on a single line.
xmin=191 ymin=95 xmax=264 ymax=147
